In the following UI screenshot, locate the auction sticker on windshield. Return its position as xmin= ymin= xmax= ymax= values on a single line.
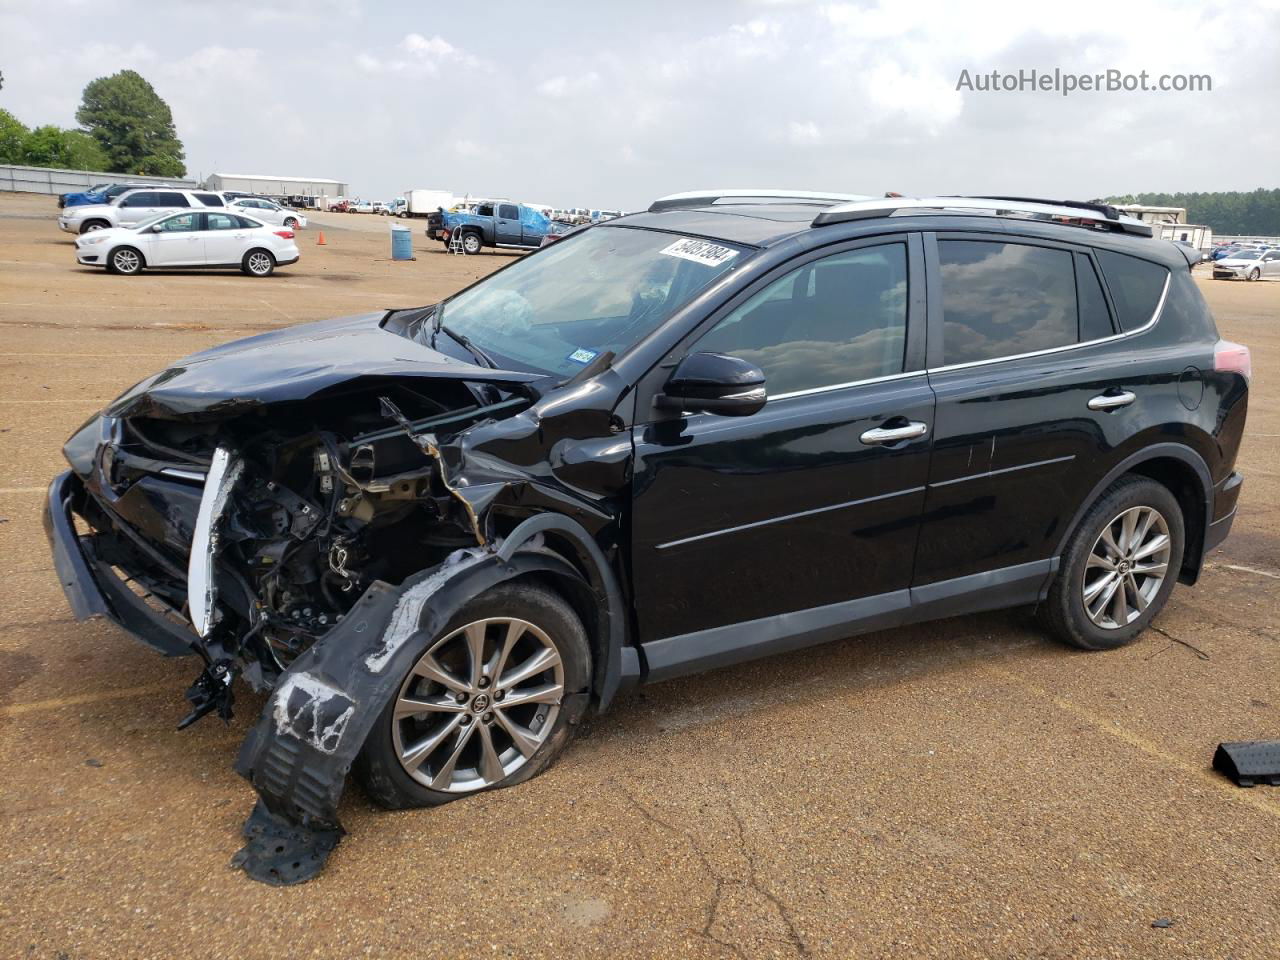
xmin=659 ymin=237 xmax=739 ymax=267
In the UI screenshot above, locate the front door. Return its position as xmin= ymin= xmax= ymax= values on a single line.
xmin=630 ymin=237 xmax=933 ymax=676
xmin=495 ymin=203 xmax=522 ymax=245
xmin=145 ymin=211 xmax=205 ymax=266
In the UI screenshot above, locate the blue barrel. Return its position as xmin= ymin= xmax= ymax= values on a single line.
xmin=390 ymin=225 xmax=415 ymax=261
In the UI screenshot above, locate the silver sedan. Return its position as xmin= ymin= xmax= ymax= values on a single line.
xmin=1212 ymin=248 xmax=1280 ymax=281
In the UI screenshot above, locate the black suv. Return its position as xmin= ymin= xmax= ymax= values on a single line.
xmin=45 ymin=191 xmax=1249 ymax=882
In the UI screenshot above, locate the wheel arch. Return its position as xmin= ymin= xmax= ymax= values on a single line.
xmin=109 ymin=244 xmax=147 ymax=269
xmin=1055 ymin=443 xmax=1212 ymax=585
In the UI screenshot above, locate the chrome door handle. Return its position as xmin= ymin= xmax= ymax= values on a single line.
xmin=1088 ymin=390 xmax=1136 ymax=411
xmin=861 ymin=421 xmax=929 ymax=445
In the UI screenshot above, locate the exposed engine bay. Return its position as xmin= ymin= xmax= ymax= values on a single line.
xmin=88 ymin=377 xmax=532 ymax=719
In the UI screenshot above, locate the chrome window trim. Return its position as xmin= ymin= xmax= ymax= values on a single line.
xmin=761 ymin=269 xmax=1169 ymax=403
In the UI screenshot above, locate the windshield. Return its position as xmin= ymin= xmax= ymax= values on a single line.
xmin=434 ymin=226 xmax=747 ymax=377
xmin=1233 ymin=251 xmax=1261 ymax=260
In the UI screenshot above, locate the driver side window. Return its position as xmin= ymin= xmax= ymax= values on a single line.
xmin=696 ymin=244 xmax=908 ymax=396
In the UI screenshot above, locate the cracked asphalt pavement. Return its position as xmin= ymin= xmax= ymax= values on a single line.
xmin=1 ymin=193 xmax=1278 ymax=959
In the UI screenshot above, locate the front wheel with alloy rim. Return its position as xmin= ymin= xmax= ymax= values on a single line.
xmin=461 ymin=232 xmax=482 ymax=255
xmin=355 ymin=581 xmax=591 ymax=809
xmin=1248 ymin=268 xmax=1261 ymax=281
xmin=107 ymin=246 xmax=143 ymax=275
xmin=1041 ymin=475 xmax=1185 ymax=650
xmin=242 ymin=249 xmax=275 ymax=276
xmin=80 ymin=220 xmax=109 ymax=234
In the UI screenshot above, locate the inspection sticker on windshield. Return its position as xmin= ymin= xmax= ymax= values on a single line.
xmin=659 ymin=238 xmax=738 ymax=267
xmin=566 ymin=348 xmax=598 ymax=365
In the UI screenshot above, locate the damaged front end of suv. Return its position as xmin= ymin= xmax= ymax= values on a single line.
xmin=46 ymin=306 xmax=638 ymax=884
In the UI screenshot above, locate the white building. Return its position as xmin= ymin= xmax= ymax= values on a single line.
xmin=204 ymin=173 xmax=349 ymax=200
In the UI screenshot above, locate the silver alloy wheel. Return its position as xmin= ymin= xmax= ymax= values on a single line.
xmin=112 ymin=249 xmax=140 ymax=273
xmin=83 ymin=222 xmax=105 ymax=233
xmin=392 ymin=617 xmax=564 ymax=792
xmin=1248 ymin=268 xmax=1260 ymax=281
xmin=1082 ymin=505 xmax=1171 ymax=629
xmin=247 ymin=251 xmax=273 ymax=275
xmin=462 ymin=232 xmax=481 ymax=254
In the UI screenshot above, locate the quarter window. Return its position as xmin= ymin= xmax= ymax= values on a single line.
xmin=937 ymin=240 xmax=1077 ymax=365
xmin=194 ymin=193 xmax=224 ymax=207
xmin=697 ymin=244 xmax=908 ymax=396
xmin=1094 ymin=250 xmax=1169 ymax=332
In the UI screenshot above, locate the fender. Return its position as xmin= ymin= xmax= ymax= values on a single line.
xmin=1053 ymin=441 xmax=1212 ymax=581
xmin=233 ymin=535 xmax=601 ymax=884
xmin=495 ymin=512 xmax=640 ymax=711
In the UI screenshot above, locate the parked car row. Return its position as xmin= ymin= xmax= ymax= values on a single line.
xmin=52 ymin=185 xmax=301 ymax=277
xmin=1212 ymin=246 xmax=1280 ymax=281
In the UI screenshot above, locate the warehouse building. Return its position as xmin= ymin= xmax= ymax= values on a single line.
xmin=204 ymin=173 xmax=349 ymax=203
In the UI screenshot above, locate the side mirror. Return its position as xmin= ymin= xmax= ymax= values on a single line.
xmin=655 ymin=352 xmax=766 ymax=417
xmin=150 ymin=224 xmax=164 ymax=232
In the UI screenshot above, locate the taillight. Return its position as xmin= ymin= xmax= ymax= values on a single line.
xmin=274 ymin=230 xmax=295 ymax=240
xmin=1214 ymin=339 xmax=1252 ymax=382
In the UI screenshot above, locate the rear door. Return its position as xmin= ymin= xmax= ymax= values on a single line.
xmin=630 ymin=235 xmax=933 ymax=662
xmin=914 ymin=232 xmax=1172 ymax=590
xmin=204 ymin=211 xmax=250 ymax=264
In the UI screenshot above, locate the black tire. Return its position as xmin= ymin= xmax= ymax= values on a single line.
xmin=461 ymin=231 xmax=482 ymax=255
xmin=1040 ymin=475 xmax=1185 ymax=650
xmin=106 ymin=246 xmax=144 ymax=275
xmin=355 ymin=581 xmax=591 ymax=809
xmin=80 ymin=219 xmax=110 ymax=235
xmin=283 ymin=217 xmax=297 ymax=228
xmin=242 ymin=248 xmax=275 ymax=277
xmin=1248 ymin=268 xmax=1260 ymax=281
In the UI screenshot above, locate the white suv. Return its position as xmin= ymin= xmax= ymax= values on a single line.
xmin=57 ymin=188 xmax=229 ymax=235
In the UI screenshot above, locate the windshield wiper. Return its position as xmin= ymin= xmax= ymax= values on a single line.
xmin=433 ymin=320 xmax=497 ymax=369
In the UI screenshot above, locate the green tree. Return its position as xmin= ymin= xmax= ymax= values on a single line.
xmin=60 ymin=129 xmax=110 ymax=171
xmin=0 ymin=108 xmax=28 ymax=163
xmin=21 ymin=125 xmax=73 ymax=167
xmin=75 ymin=69 xmax=186 ymax=176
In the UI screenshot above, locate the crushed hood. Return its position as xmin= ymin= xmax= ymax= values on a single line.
xmin=106 ymin=312 xmax=546 ymax=420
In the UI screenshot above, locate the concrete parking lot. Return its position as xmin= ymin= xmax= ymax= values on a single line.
xmin=1 ymin=191 xmax=1277 ymax=959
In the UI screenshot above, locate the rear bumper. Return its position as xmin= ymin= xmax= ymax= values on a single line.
xmin=1204 ymin=471 xmax=1244 ymax=555
xmin=43 ymin=470 xmax=195 ymax=657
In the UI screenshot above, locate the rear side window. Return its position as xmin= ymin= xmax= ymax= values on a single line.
xmin=498 ymin=203 xmax=519 ymax=219
xmin=1094 ymin=250 xmax=1168 ymax=331
xmin=155 ymin=192 xmax=190 ymax=207
xmin=207 ymin=213 xmax=238 ymax=230
xmin=195 ymin=193 xmax=223 ymax=207
xmin=1075 ymin=253 xmax=1116 ymax=342
xmin=937 ymin=240 xmax=1076 ymax=365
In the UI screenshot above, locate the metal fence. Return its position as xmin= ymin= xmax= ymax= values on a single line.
xmin=0 ymin=163 xmax=197 ymax=195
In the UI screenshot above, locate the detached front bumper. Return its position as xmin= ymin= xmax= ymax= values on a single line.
xmin=43 ymin=470 xmax=195 ymax=657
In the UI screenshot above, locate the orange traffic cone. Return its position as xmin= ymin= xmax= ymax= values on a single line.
xmin=316 ymin=231 xmax=327 ymax=246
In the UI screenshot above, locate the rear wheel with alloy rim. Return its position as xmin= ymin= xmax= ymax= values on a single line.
xmin=1041 ymin=475 xmax=1185 ymax=650
xmin=356 ymin=581 xmax=591 ymax=808
xmin=461 ymin=232 xmax=482 ymax=255
xmin=283 ymin=217 xmax=297 ymax=228
xmin=108 ymin=247 xmax=143 ymax=275
xmin=242 ymin=249 xmax=275 ymax=276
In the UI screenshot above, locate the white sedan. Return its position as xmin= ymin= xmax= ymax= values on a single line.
xmin=74 ymin=210 xmax=300 ymax=276
xmin=227 ymin=197 xmax=308 ymax=229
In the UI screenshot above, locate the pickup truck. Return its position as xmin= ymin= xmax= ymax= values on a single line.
xmin=429 ymin=200 xmax=559 ymax=254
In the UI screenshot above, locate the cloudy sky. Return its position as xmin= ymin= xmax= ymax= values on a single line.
xmin=2 ymin=0 xmax=1277 ymax=208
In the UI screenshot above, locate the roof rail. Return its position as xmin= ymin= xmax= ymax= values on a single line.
xmin=649 ymin=189 xmax=872 ymax=213
xmin=812 ymin=196 xmax=1154 ymax=237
